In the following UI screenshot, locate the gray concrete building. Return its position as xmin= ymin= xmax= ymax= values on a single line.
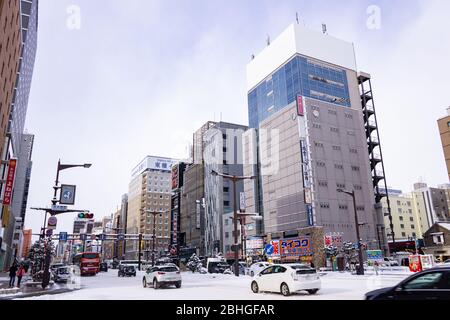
xmin=243 ymin=23 xmax=390 ymax=256
xmin=203 ymin=121 xmax=248 ymax=257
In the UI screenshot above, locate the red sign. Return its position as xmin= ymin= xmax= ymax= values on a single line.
xmin=3 ymin=159 xmax=17 ymax=205
xmin=171 ymin=165 xmax=179 ymax=190
xmin=297 ymin=95 xmax=304 ymax=116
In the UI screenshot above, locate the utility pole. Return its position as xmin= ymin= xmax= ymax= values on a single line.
xmin=211 ymin=170 xmax=255 ymax=277
xmin=138 ymin=233 xmax=142 ymax=271
xmin=337 ymin=188 xmax=365 ymax=275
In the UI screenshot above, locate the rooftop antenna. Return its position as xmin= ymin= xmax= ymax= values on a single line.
xmin=251 ymin=54 xmax=255 ymax=60
xmin=296 ymin=12 xmax=299 ymax=24
xmin=266 ymin=34 xmax=270 ymax=46
xmin=322 ymin=23 xmax=328 ymax=35
xmin=220 ymin=112 xmax=222 ymax=122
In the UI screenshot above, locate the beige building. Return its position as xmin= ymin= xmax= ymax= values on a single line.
xmin=382 ymin=193 xmax=419 ymax=240
xmin=437 ymin=107 xmax=450 ymax=181
xmin=126 ymin=156 xmax=177 ymax=260
xmin=381 ymin=183 xmax=450 ymax=241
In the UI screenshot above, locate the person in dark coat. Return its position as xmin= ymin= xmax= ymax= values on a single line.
xmin=8 ymin=263 xmax=18 ymax=288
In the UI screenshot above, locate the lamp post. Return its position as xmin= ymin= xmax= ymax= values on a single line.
xmin=337 ymin=188 xmax=364 ymax=275
xmin=211 ymin=170 xmax=255 ymax=277
xmin=41 ymin=160 xmax=92 ymax=239
xmin=40 ymin=159 xmax=91 ymax=289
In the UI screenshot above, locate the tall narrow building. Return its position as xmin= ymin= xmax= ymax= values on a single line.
xmin=126 ymin=156 xmax=177 ymax=260
xmin=203 ymin=121 xmax=248 ymax=257
xmin=243 ymin=23 xmax=392 ymax=257
xmin=0 ymin=0 xmax=24 ymax=269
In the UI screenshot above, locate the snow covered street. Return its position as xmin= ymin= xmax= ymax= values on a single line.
xmin=19 ymin=269 xmax=413 ymax=300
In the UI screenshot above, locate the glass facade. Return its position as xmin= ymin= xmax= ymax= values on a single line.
xmin=248 ymin=55 xmax=350 ymax=128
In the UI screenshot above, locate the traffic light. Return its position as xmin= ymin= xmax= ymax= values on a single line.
xmin=78 ymin=212 xmax=94 ymax=219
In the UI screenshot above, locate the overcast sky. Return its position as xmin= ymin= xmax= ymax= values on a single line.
xmin=23 ymin=0 xmax=450 ymax=238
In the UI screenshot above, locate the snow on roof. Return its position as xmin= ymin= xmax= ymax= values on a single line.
xmin=437 ymin=222 xmax=450 ymax=231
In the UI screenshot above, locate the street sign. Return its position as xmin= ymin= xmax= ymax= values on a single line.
xmin=240 ymin=192 xmax=246 ymax=212
xmin=51 ymin=205 xmax=68 ymax=212
xmin=59 ymin=232 xmax=68 ymax=242
xmin=47 ymin=216 xmax=58 ymax=230
xmin=80 ymin=234 xmax=87 ymax=241
xmin=264 ymin=244 xmax=274 ymax=255
xmin=60 ymin=185 xmax=76 ymax=205
xmin=46 ymin=229 xmax=53 ymax=237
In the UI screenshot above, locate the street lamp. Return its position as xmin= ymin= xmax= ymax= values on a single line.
xmin=40 ymin=160 xmax=92 ymax=238
xmin=211 ymin=170 xmax=256 ymax=277
xmin=40 ymin=159 xmax=91 ymax=289
xmin=337 ymin=188 xmax=365 ymax=275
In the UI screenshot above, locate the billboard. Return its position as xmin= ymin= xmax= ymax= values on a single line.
xmin=171 ymin=164 xmax=179 ymax=190
xmin=265 ymin=237 xmax=312 ymax=257
xmin=3 ymin=158 xmax=17 ymax=206
xmin=366 ymin=250 xmax=383 ymax=261
xmin=280 ymin=237 xmax=312 ymax=256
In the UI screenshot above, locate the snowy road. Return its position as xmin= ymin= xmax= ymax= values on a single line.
xmin=20 ymin=269 xmax=412 ymax=300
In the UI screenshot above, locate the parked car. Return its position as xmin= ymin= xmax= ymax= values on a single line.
xmin=365 ymin=267 xmax=450 ymax=300
xmin=143 ymin=264 xmax=182 ymax=289
xmin=251 ymin=264 xmax=321 ymax=296
xmin=50 ymin=263 xmax=65 ymax=273
xmin=53 ymin=266 xmax=72 ymax=283
xmin=382 ymin=257 xmax=399 ymax=267
xmin=248 ymin=262 xmax=271 ymax=277
xmin=99 ymin=262 xmax=108 ymax=272
xmin=118 ymin=264 xmax=136 ymax=277
xmin=206 ymin=257 xmax=231 ymax=274
xmin=231 ymin=261 xmax=247 ymax=275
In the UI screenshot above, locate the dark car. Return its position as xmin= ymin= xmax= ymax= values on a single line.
xmin=118 ymin=265 xmax=136 ymax=277
xmin=208 ymin=261 xmax=231 ymax=274
xmin=365 ymin=267 xmax=450 ymax=300
xmin=99 ymin=262 xmax=108 ymax=272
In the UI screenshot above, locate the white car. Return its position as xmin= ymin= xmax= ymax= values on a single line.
xmin=143 ymin=264 xmax=182 ymax=289
xmin=248 ymin=262 xmax=271 ymax=276
xmin=251 ymin=264 xmax=321 ymax=296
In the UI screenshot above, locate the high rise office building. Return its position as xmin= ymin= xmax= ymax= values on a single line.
xmin=243 ymin=23 xmax=391 ymax=254
xmin=126 ymin=156 xmax=177 ymax=260
xmin=0 ymin=0 xmax=38 ymax=270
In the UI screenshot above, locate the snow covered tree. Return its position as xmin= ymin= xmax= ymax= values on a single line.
xmin=28 ymin=239 xmax=56 ymax=278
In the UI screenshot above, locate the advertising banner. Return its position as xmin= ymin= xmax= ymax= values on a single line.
xmin=366 ymin=250 xmax=383 ymax=261
xmin=3 ymin=158 xmax=17 ymax=206
xmin=171 ymin=164 xmax=179 ymax=190
xmin=280 ymin=237 xmax=312 ymax=257
xmin=297 ymin=95 xmax=304 ymax=116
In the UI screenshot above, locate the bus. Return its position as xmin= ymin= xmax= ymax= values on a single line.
xmin=73 ymin=252 xmax=100 ymax=276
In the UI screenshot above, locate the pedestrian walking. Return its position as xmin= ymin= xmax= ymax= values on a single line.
xmin=374 ymin=260 xmax=379 ymax=276
xmin=16 ymin=265 xmax=26 ymax=287
xmin=8 ymin=263 xmax=18 ymax=288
